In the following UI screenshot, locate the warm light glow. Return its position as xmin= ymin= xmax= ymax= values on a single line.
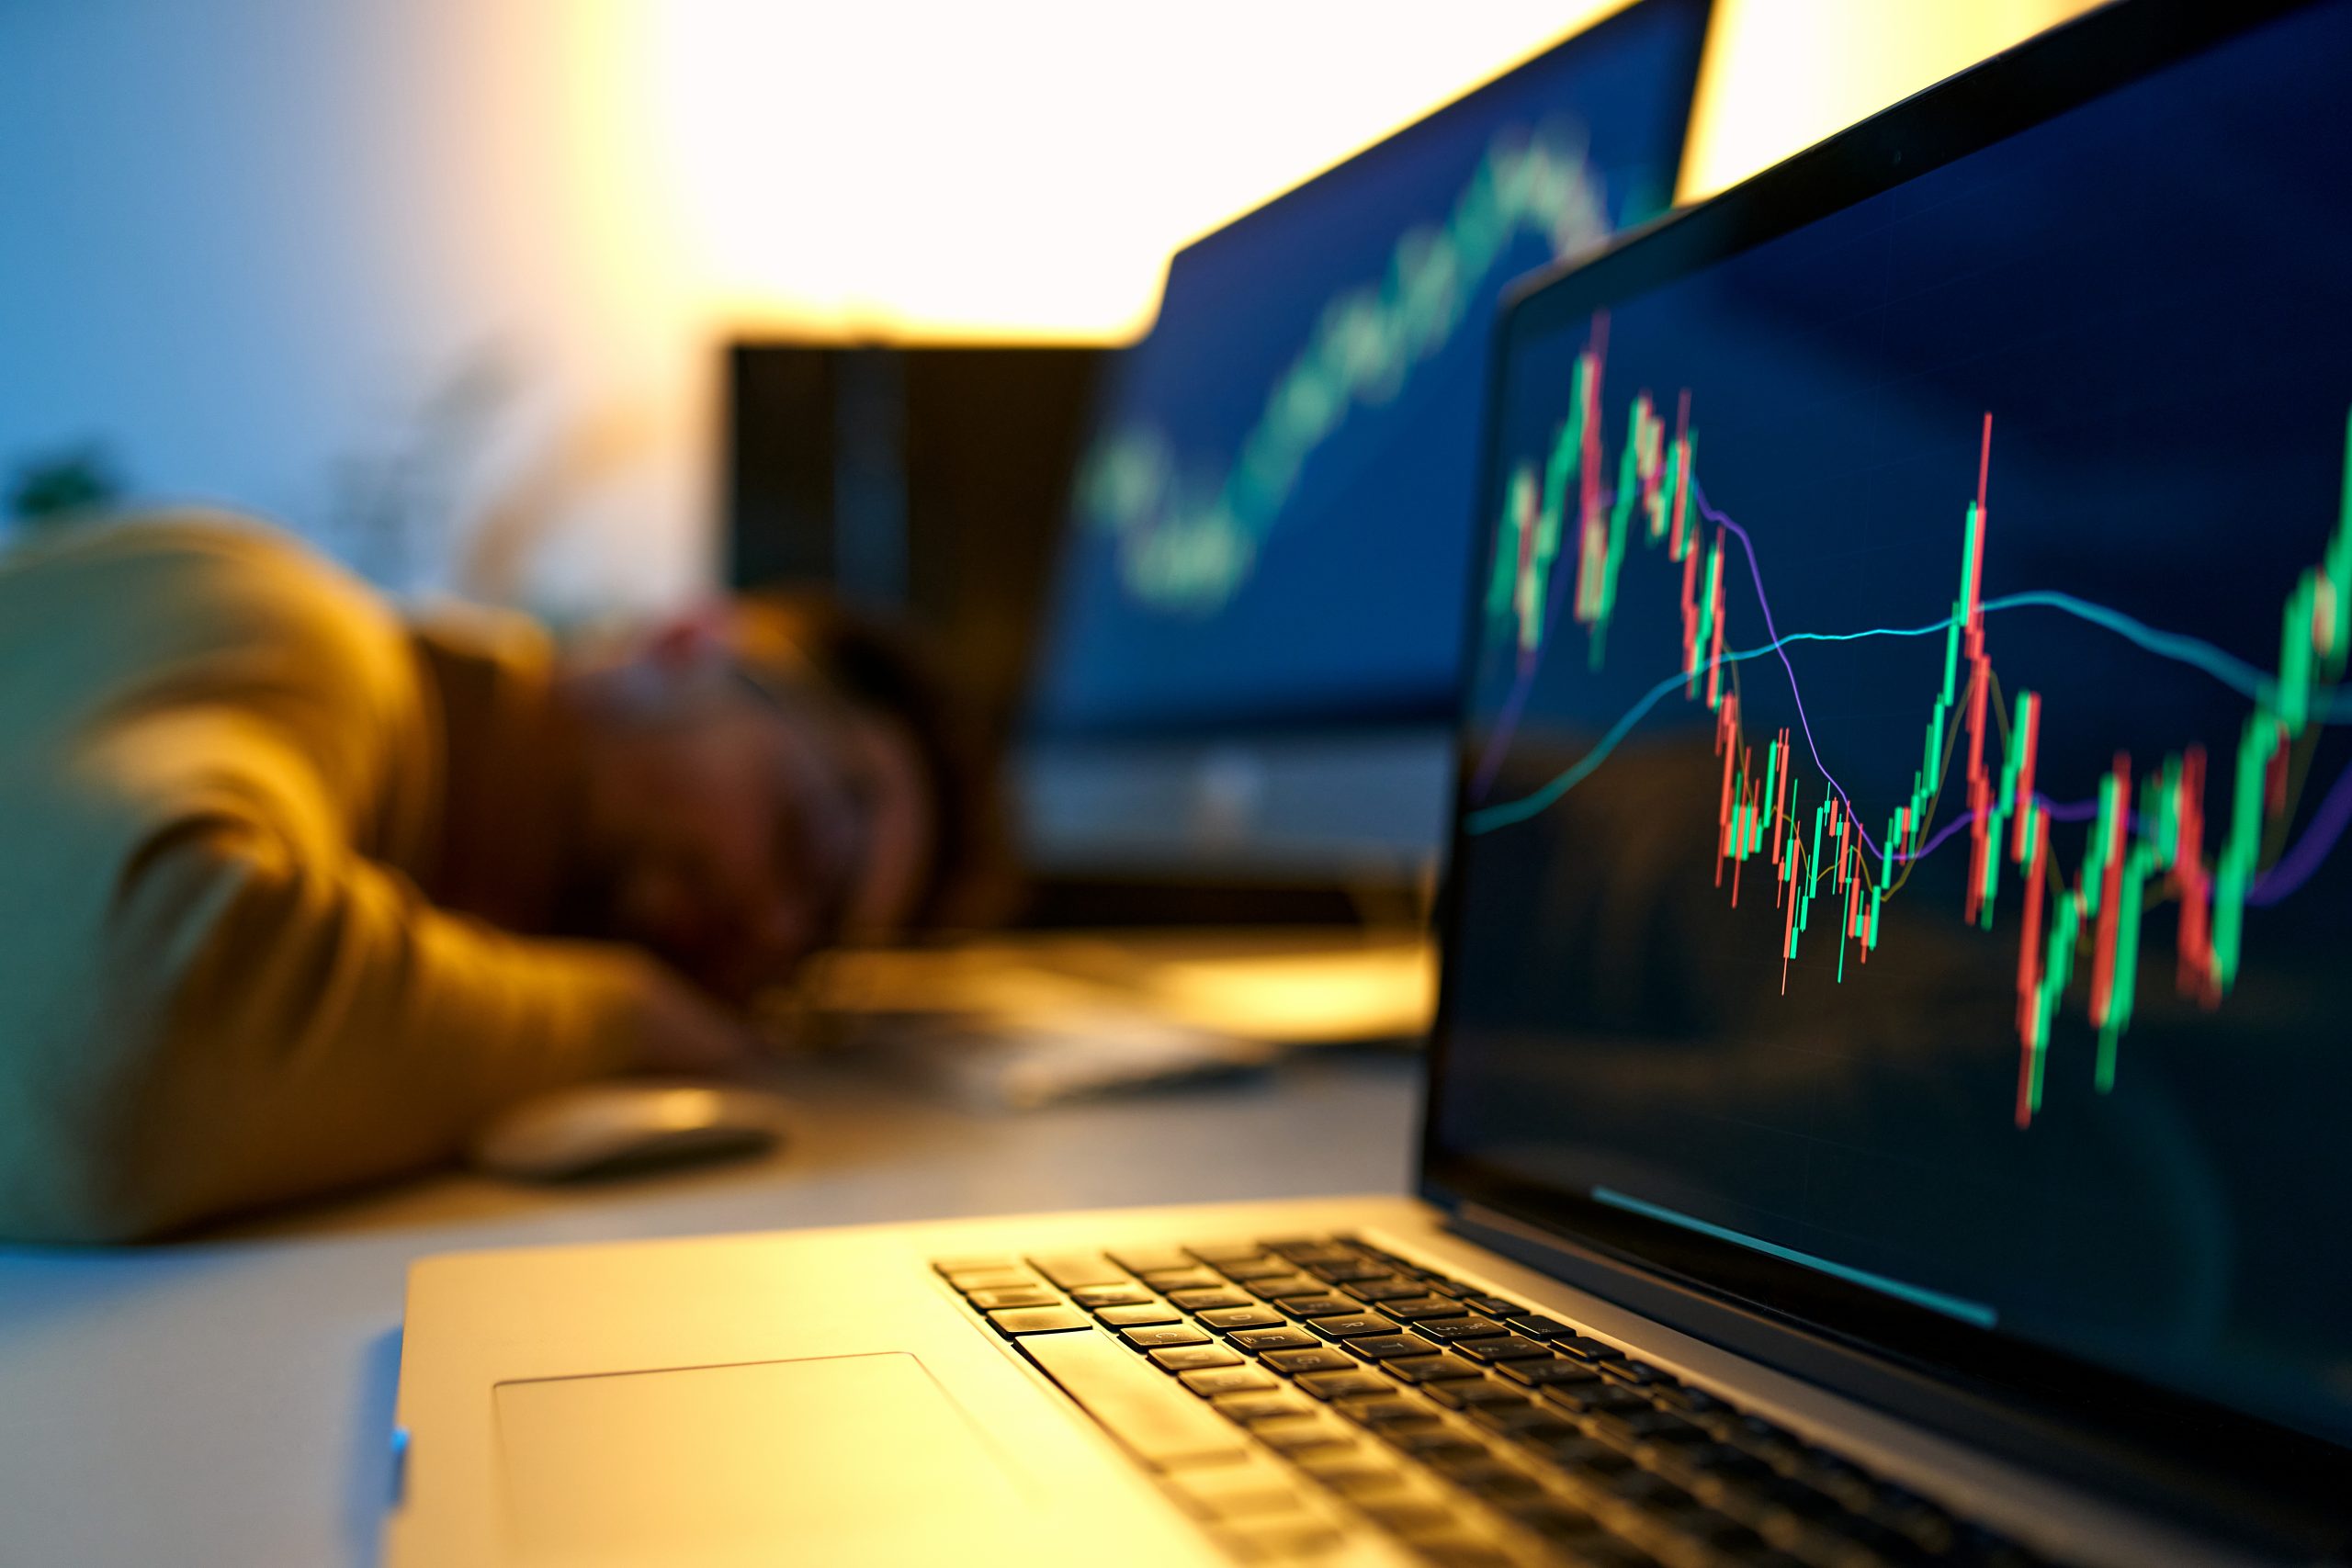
xmin=1677 ymin=0 xmax=2101 ymax=200
xmin=630 ymin=0 xmax=1630 ymax=343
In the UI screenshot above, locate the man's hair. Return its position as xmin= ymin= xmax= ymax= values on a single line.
xmin=729 ymin=591 xmax=1012 ymax=932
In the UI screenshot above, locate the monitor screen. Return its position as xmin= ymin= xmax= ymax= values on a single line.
xmin=1437 ymin=0 xmax=2352 ymax=1451
xmin=1029 ymin=0 xmax=1713 ymax=740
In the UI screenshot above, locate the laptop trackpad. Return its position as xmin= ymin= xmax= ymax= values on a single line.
xmin=495 ymin=1353 xmax=1026 ymax=1566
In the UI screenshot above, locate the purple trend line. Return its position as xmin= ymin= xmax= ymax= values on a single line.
xmin=1691 ymin=480 xmax=1898 ymax=862
xmin=2248 ymin=749 xmax=2352 ymax=906
xmin=1883 ymin=792 xmax=2104 ymax=866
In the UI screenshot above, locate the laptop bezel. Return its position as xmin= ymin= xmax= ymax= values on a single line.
xmin=1415 ymin=0 xmax=2352 ymax=1549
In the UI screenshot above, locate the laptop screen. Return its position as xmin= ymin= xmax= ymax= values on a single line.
xmin=1432 ymin=0 xmax=2352 ymax=1452
xmin=1028 ymin=0 xmax=1713 ymax=740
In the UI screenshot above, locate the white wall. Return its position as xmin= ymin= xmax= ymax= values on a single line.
xmin=0 ymin=0 xmax=2094 ymax=618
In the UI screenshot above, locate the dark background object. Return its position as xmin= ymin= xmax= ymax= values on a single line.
xmin=7 ymin=443 xmax=124 ymax=526
xmin=725 ymin=343 xmax=1104 ymax=743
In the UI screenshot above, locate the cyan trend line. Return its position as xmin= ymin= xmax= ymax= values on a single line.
xmin=1083 ymin=125 xmax=1611 ymax=614
xmin=1465 ymin=577 xmax=2352 ymax=837
xmin=1591 ymin=1186 xmax=1999 ymax=1328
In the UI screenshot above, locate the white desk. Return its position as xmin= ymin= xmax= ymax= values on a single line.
xmin=0 ymin=1053 xmax=1420 ymax=1568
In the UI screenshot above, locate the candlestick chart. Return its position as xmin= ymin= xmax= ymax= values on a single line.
xmin=1465 ymin=321 xmax=2352 ymax=1129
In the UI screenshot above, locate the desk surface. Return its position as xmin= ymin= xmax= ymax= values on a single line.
xmin=0 ymin=1052 xmax=1420 ymax=1568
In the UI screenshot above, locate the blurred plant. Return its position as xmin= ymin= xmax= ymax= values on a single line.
xmin=334 ymin=345 xmax=516 ymax=592
xmin=8 ymin=445 xmax=124 ymax=528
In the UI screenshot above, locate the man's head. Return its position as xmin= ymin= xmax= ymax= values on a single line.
xmin=552 ymin=593 xmax=1000 ymax=1002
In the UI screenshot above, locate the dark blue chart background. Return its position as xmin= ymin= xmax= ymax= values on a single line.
xmin=1030 ymin=0 xmax=1711 ymax=738
xmin=1443 ymin=1 xmax=2352 ymax=1445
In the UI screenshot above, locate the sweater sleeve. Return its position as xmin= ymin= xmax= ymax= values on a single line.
xmin=74 ymin=797 xmax=651 ymax=1240
xmin=0 ymin=518 xmax=653 ymax=1242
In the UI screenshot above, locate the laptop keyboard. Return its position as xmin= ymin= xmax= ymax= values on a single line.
xmin=936 ymin=1235 xmax=2060 ymax=1568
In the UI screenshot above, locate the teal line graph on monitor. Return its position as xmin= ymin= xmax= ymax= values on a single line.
xmin=1466 ymin=314 xmax=2352 ymax=1132
xmin=1079 ymin=122 xmax=1612 ymax=615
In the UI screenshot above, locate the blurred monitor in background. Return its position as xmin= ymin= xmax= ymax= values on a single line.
xmin=1018 ymin=0 xmax=1715 ymax=903
xmin=726 ymin=344 xmax=1105 ymax=746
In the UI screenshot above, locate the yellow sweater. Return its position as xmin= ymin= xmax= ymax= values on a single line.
xmin=0 ymin=514 xmax=648 ymax=1241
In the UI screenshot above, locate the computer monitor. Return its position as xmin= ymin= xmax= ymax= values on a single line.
xmin=1022 ymin=0 xmax=1713 ymax=885
xmin=1435 ymin=0 xmax=2352 ymax=1486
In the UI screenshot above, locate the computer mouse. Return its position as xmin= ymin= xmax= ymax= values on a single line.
xmin=467 ymin=1080 xmax=794 ymax=1182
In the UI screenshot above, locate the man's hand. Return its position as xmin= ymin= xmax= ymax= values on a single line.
xmin=626 ymin=961 xmax=769 ymax=1076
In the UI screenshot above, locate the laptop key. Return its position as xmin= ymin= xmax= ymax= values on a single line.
xmin=1250 ymin=1415 xmax=1353 ymax=1455
xmin=1028 ymin=1255 xmax=1128 ymax=1289
xmin=1497 ymin=1494 xmax=1604 ymax=1541
xmin=1210 ymin=1391 xmax=1309 ymax=1424
xmin=1184 ymin=1242 xmax=1271 ymax=1263
xmin=1470 ymin=1404 xmax=1579 ymax=1441
xmin=1339 ymin=1279 xmax=1427 ymax=1303
xmin=1294 ymin=1371 xmax=1396 ymax=1402
xmin=1260 ymin=1347 xmax=1363 ymax=1377
xmin=1348 ymin=1333 xmax=1440 ymax=1361
xmin=1383 ymin=1427 xmax=1489 ymax=1463
xmin=1412 ymin=1315 xmax=1510 ymax=1342
xmin=1167 ymin=1287 xmax=1255 ymax=1312
xmin=1551 ymin=1333 xmax=1625 ymax=1362
xmin=1196 ymin=1306 xmax=1285 ymax=1332
xmin=1140 ymin=1268 xmax=1227 ymax=1292
xmin=1069 ymin=1283 xmax=1156 ymax=1308
xmin=1097 ymin=1302 xmax=1184 ymax=1327
xmin=1383 ymin=1354 xmax=1486 ymax=1384
xmin=1428 ymin=1454 xmax=1544 ymax=1500
xmin=1335 ymin=1395 xmax=1435 ymax=1428
xmin=1227 ymin=1326 xmax=1322 ymax=1354
xmin=1292 ymin=1452 xmax=1405 ymax=1496
xmin=1108 ymin=1248 xmax=1193 ymax=1275
xmin=1247 ymin=1275 xmax=1329 ymax=1300
xmin=1353 ymin=1498 xmax=1461 ymax=1534
xmin=1180 ymin=1367 xmax=1278 ymax=1397
xmin=946 ymin=1269 xmax=1038 ymax=1292
xmin=1375 ymin=1295 xmax=1465 ymax=1321
xmin=967 ymin=1287 xmax=1061 ymax=1311
xmin=1505 ymin=1354 xmax=1599 ymax=1392
xmin=1423 ymin=1380 xmax=1532 ymax=1411
xmin=1504 ymin=1314 xmax=1576 ymax=1339
xmin=1532 ymin=1434 xmax=1637 ymax=1478
xmin=988 ymin=1306 xmax=1090 ymax=1335
xmin=1216 ymin=1258 xmax=1295 ymax=1281
xmin=1262 ymin=1240 xmax=1359 ymax=1266
xmin=1464 ymin=1297 xmax=1523 ymax=1316
xmin=1272 ymin=1294 xmax=1363 ymax=1320
xmin=1456 ymin=1336 xmax=1555 ymax=1363
xmin=1553 ymin=1382 xmax=1652 ymax=1416
xmin=1306 ymin=1314 xmax=1396 ymax=1339
xmin=1151 ymin=1346 xmax=1246 ymax=1374
xmin=1020 ymin=1329 xmax=1251 ymax=1471
xmin=1123 ymin=1325 xmax=1212 ymax=1349
xmin=1498 ymin=1358 xmax=1603 ymax=1388
xmin=1091 ymin=1297 xmax=1185 ymax=1325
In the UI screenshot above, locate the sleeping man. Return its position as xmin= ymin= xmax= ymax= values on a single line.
xmin=0 ymin=512 xmax=989 ymax=1241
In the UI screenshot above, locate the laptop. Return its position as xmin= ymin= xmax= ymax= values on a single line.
xmin=388 ymin=2 xmax=2352 ymax=1562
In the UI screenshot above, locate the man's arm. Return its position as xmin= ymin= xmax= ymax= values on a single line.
xmin=37 ymin=803 xmax=750 ymax=1243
